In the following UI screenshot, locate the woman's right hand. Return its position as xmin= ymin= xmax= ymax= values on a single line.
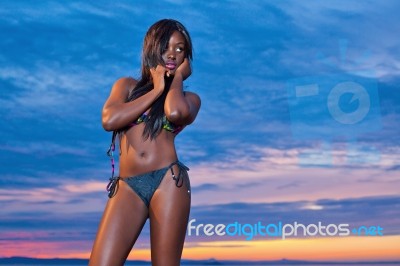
xmin=150 ymin=65 xmax=167 ymax=93
xmin=176 ymin=58 xmax=192 ymax=80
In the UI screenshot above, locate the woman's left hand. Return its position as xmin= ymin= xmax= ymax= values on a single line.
xmin=175 ymin=58 xmax=192 ymax=80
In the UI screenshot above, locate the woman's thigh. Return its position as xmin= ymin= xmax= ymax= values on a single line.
xmin=89 ymin=181 xmax=149 ymax=266
xmin=149 ymin=167 xmax=191 ymax=266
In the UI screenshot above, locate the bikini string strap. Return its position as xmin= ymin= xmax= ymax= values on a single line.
xmin=169 ymin=161 xmax=189 ymax=188
xmin=106 ymin=131 xmax=119 ymax=198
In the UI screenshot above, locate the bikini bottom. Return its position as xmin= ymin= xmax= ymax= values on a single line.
xmin=106 ymin=161 xmax=190 ymax=207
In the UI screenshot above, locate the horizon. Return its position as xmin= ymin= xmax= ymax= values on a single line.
xmin=1 ymin=256 xmax=400 ymax=263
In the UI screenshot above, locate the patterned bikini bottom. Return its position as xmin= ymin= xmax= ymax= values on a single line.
xmin=106 ymin=161 xmax=190 ymax=207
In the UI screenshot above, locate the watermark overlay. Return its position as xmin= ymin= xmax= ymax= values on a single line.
xmin=286 ymin=39 xmax=381 ymax=167
xmin=187 ymin=219 xmax=384 ymax=240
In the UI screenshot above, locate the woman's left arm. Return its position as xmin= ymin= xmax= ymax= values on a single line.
xmin=164 ymin=59 xmax=201 ymax=125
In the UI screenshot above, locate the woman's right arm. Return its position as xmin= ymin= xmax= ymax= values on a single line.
xmin=102 ymin=77 xmax=163 ymax=131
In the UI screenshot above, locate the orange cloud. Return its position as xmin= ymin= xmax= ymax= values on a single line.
xmin=180 ymin=236 xmax=400 ymax=261
xmin=2 ymin=235 xmax=399 ymax=262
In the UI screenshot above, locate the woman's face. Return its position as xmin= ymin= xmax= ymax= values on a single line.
xmin=162 ymin=31 xmax=186 ymax=75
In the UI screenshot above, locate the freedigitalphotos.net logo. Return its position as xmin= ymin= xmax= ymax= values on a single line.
xmin=187 ymin=219 xmax=384 ymax=240
xmin=286 ymin=40 xmax=381 ymax=166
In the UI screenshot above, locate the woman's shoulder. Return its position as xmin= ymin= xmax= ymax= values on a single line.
xmin=111 ymin=76 xmax=138 ymax=94
xmin=113 ymin=76 xmax=138 ymax=88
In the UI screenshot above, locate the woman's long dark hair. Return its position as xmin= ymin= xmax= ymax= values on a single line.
xmin=126 ymin=19 xmax=193 ymax=140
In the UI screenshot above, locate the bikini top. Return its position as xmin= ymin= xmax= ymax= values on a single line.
xmin=130 ymin=111 xmax=183 ymax=134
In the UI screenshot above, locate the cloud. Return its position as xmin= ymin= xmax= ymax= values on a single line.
xmin=186 ymin=195 xmax=400 ymax=243
xmin=1 ymin=141 xmax=398 ymax=228
xmin=1 ymin=141 xmax=90 ymax=156
xmin=192 ymin=183 xmax=221 ymax=192
xmin=187 ymin=144 xmax=400 ymax=206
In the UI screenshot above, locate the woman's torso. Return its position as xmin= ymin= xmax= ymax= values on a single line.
xmin=118 ymin=122 xmax=178 ymax=178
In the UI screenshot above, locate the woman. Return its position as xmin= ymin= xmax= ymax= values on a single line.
xmin=89 ymin=19 xmax=201 ymax=266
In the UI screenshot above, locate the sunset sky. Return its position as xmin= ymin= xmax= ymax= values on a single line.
xmin=1 ymin=0 xmax=399 ymax=262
